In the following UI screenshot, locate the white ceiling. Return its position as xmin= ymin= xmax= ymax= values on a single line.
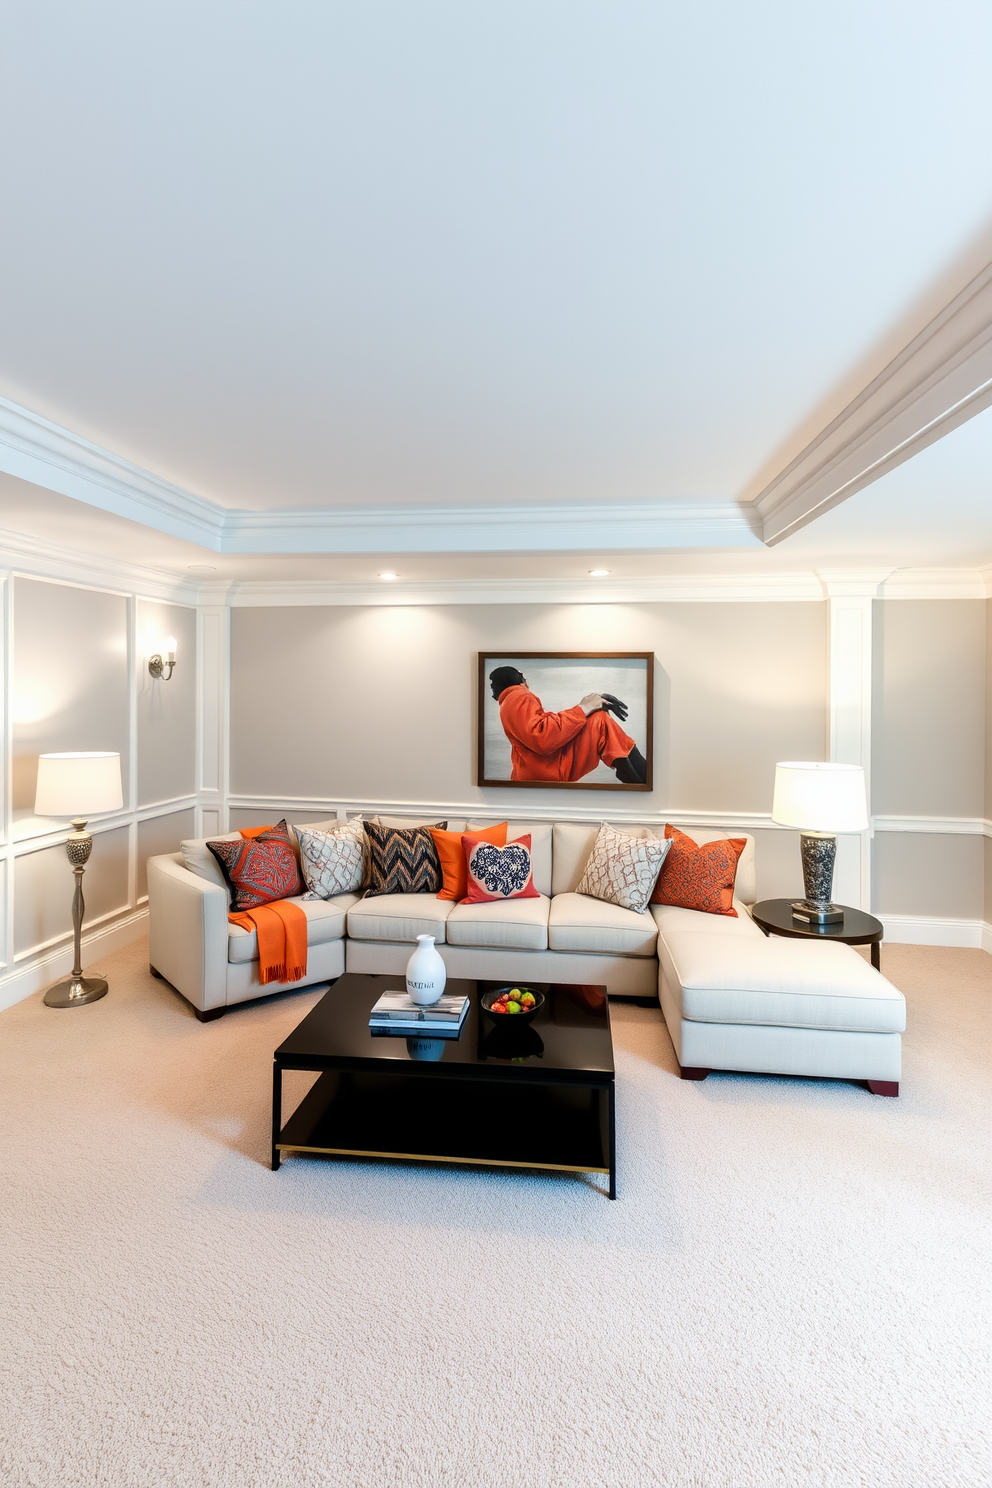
xmin=1 ymin=3 xmax=991 ymax=578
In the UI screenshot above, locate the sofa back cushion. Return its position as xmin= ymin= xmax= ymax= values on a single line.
xmin=673 ymin=828 xmax=756 ymax=904
xmin=552 ymin=822 xmax=657 ymax=895
xmin=181 ymin=832 xmax=241 ymax=893
xmin=467 ymin=821 xmax=552 ymax=896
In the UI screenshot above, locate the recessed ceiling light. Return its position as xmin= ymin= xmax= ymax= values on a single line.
xmin=186 ymin=564 xmax=217 ymax=574
xmin=379 ymin=571 xmax=399 ymax=580
xmin=588 ymin=568 xmax=610 ymax=577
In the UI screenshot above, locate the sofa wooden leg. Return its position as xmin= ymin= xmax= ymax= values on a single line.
xmin=680 ymin=1065 xmax=710 ymax=1081
xmin=194 ymin=1006 xmax=225 ymax=1023
xmin=867 ymin=1079 xmax=899 ymax=1097
xmin=149 ymin=965 xmax=164 ymax=979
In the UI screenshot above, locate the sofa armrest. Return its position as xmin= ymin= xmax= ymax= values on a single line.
xmin=147 ymin=853 xmax=229 ymax=1014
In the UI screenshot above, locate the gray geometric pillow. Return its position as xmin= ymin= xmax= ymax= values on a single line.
xmin=294 ymin=817 xmax=367 ymax=899
xmin=576 ymin=822 xmax=671 ymax=914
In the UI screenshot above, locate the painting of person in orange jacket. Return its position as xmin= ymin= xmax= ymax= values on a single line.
xmin=486 ymin=663 xmax=650 ymax=786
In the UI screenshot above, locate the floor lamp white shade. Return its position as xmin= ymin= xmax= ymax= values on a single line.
xmin=33 ymin=752 xmax=123 ymax=1009
xmin=34 ymin=752 xmax=123 ymax=819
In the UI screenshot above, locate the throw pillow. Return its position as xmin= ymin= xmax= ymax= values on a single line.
xmin=650 ymin=827 xmax=746 ymax=917
xmin=295 ymin=817 xmax=367 ymax=899
xmin=363 ymin=820 xmax=447 ymax=897
xmin=576 ymin=822 xmax=671 ymax=914
xmin=430 ymin=822 xmax=508 ymax=901
xmin=461 ymin=835 xmax=540 ymax=904
xmin=207 ymin=819 xmax=304 ymax=911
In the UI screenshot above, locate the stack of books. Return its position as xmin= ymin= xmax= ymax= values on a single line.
xmin=368 ymin=991 xmax=469 ymax=1037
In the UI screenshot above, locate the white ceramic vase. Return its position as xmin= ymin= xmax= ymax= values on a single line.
xmin=405 ymin=934 xmax=446 ymax=1005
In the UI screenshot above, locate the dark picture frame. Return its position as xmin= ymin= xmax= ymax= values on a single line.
xmin=477 ymin=651 xmax=654 ymax=791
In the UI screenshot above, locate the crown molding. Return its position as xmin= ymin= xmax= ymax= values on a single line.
xmin=880 ymin=569 xmax=989 ymax=600
xmin=0 ymin=395 xmax=223 ymax=547
xmin=0 ymin=395 xmax=766 ymax=556
xmin=221 ymin=571 xmax=825 ymax=607
xmin=754 ymin=260 xmax=992 ymax=544
xmin=223 ymin=501 xmax=762 ymax=554
xmin=0 ymin=526 xmax=199 ymax=604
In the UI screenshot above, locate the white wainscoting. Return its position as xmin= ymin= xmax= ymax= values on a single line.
xmin=0 ymin=549 xmax=201 ymax=1009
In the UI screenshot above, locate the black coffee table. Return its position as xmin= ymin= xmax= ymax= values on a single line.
xmin=751 ymin=898 xmax=884 ymax=970
xmin=271 ymin=973 xmax=617 ymax=1198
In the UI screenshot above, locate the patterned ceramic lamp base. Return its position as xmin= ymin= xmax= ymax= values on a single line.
xmin=793 ymin=832 xmax=844 ymax=924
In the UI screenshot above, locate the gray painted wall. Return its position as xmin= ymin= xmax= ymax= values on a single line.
xmin=872 ymin=599 xmax=985 ymax=818
xmin=12 ymin=578 xmax=130 ymax=816
xmin=229 ymin=600 xmax=828 ymax=820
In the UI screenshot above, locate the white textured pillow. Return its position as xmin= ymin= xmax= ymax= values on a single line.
xmin=576 ymin=822 xmax=671 ymax=914
xmin=295 ymin=817 xmax=367 ymax=899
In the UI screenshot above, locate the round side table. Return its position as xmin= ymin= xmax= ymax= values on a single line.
xmin=751 ymin=899 xmax=883 ymax=971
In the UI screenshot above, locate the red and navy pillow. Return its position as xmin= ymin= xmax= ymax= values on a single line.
xmin=207 ymin=820 xmax=303 ymax=911
xmin=461 ymin=835 xmax=539 ymax=904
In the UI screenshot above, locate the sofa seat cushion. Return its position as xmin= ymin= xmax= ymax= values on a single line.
xmin=549 ymin=892 xmax=658 ymax=957
xmin=347 ymin=893 xmax=455 ymax=944
xmin=651 ymin=901 xmax=763 ymax=938
xmin=660 ymin=931 xmax=906 ymax=1034
xmin=228 ymin=893 xmax=359 ymax=964
xmin=446 ymin=895 xmax=550 ymax=952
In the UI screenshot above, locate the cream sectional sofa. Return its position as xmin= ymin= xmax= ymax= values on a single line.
xmin=147 ymin=815 xmax=753 ymax=1015
xmin=146 ymin=811 xmax=905 ymax=1092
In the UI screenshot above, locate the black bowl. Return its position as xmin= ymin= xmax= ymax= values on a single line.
xmin=480 ymin=987 xmax=545 ymax=1025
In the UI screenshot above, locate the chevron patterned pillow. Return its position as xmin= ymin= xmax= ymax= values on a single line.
xmin=363 ymin=820 xmax=447 ymax=897
xmin=576 ymin=822 xmax=671 ymax=914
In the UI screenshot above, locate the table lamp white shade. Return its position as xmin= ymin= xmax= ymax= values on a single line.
xmin=34 ymin=752 xmax=123 ymax=818
xmin=771 ymin=761 xmax=868 ymax=833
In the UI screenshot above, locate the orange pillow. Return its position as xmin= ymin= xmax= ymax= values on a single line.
xmin=430 ymin=822 xmax=508 ymax=901
xmin=650 ymin=826 xmax=746 ymax=917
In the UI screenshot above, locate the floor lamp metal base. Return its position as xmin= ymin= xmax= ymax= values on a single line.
xmin=44 ymin=976 xmax=109 ymax=1008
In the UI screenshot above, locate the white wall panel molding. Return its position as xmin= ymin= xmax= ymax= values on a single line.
xmin=196 ymin=606 xmax=230 ymax=835
xmin=14 ymin=899 xmax=134 ymax=964
xmin=228 ymin=798 xmax=992 ymax=838
xmin=227 ymin=792 xmax=783 ymax=833
xmin=0 ymin=907 xmax=148 ymax=1013
xmin=0 ymin=527 xmax=198 ymax=606
xmin=879 ymin=914 xmax=988 ymax=950
xmin=755 ymin=259 xmax=992 ymax=544
xmin=874 ymin=814 xmax=992 ymax=836
xmin=820 ymin=573 xmax=885 ymax=911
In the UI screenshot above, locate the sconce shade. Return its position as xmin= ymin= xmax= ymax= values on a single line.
xmin=771 ymin=762 xmax=868 ymax=833
xmin=34 ymin=752 xmax=123 ymax=818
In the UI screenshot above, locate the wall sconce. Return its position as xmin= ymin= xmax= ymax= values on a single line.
xmin=148 ymin=636 xmax=177 ymax=681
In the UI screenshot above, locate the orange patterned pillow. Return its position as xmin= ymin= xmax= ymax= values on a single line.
xmin=650 ymin=826 xmax=745 ymax=916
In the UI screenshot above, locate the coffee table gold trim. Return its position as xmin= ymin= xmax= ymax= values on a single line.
xmin=276 ymin=1141 xmax=609 ymax=1175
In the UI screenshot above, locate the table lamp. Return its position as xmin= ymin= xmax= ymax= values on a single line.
xmin=34 ymin=751 xmax=124 ymax=1008
xmin=771 ymin=761 xmax=869 ymax=925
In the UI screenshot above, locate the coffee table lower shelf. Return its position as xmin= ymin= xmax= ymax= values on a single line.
xmin=274 ymin=1069 xmax=614 ymax=1191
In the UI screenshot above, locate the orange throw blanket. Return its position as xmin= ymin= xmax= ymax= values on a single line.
xmin=229 ymin=901 xmax=308 ymax=985
xmin=228 ymin=826 xmax=308 ymax=984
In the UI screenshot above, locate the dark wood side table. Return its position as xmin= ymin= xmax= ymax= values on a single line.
xmin=751 ymin=899 xmax=884 ymax=971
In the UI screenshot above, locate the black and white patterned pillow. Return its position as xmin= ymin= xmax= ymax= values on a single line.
xmin=363 ymin=821 xmax=447 ymax=897
xmin=463 ymin=835 xmax=539 ymax=903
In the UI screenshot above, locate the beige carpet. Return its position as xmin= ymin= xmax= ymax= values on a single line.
xmin=0 ymin=939 xmax=988 ymax=1488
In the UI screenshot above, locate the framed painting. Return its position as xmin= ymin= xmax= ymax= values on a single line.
xmin=477 ymin=652 xmax=654 ymax=791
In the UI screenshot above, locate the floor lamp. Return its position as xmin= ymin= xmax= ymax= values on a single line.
xmin=34 ymin=752 xmax=124 ymax=1008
